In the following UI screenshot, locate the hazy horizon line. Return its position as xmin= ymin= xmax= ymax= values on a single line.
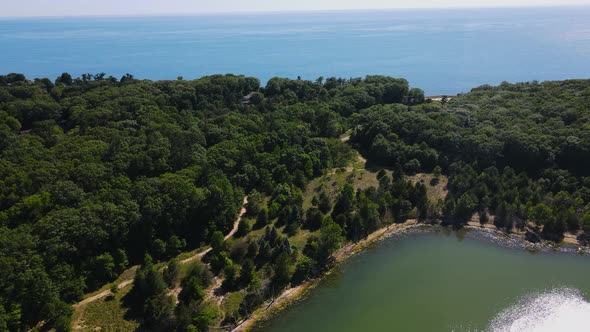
xmin=1 ymin=4 xmax=588 ymax=20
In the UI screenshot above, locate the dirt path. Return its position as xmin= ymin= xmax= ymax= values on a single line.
xmin=205 ymin=276 xmax=225 ymax=305
xmin=73 ymin=196 xmax=248 ymax=309
xmin=357 ymin=154 xmax=367 ymax=164
xmin=182 ymin=196 xmax=248 ymax=265
xmin=165 ymin=196 xmax=249 ymax=305
xmin=74 ymin=280 xmax=133 ymax=308
xmin=338 ymin=132 xmax=367 ymax=170
xmin=339 ymin=133 xmax=366 ymax=164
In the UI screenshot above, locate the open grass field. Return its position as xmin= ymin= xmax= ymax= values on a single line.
xmin=72 ymin=283 xmax=139 ymax=332
xmin=409 ymin=173 xmax=449 ymax=202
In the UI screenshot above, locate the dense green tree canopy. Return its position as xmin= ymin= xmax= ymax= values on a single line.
xmin=352 ymin=79 xmax=590 ymax=239
xmin=2 ymin=71 xmax=588 ymax=331
xmin=0 ymin=73 xmax=421 ymax=330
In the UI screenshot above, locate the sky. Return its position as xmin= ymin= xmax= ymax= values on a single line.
xmin=2 ymin=0 xmax=590 ymax=17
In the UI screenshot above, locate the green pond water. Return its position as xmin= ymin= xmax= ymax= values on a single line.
xmin=255 ymin=229 xmax=590 ymax=332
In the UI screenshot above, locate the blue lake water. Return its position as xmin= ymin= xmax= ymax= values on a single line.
xmin=1 ymin=6 xmax=589 ymax=95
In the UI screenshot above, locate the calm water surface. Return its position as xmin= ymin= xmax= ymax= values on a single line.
xmin=1 ymin=7 xmax=590 ymax=94
xmin=256 ymin=230 xmax=590 ymax=332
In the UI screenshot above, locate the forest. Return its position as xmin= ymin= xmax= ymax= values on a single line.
xmin=351 ymin=80 xmax=590 ymax=241
xmin=0 ymin=72 xmax=589 ymax=331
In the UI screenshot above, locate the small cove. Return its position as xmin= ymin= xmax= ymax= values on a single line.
xmin=255 ymin=228 xmax=590 ymax=331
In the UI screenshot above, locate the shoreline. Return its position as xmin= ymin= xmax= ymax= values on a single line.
xmin=231 ymin=220 xmax=423 ymax=332
xmin=463 ymin=223 xmax=589 ymax=255
xmin=231 ymin=220 xmax=588 ymax=332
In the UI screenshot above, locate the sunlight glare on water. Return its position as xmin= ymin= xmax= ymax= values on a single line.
xmin=489 ymin=288 xmax=590 ymax=332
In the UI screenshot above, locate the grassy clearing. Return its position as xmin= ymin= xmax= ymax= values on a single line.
xmin=302 ymin=168 xmax=382 ymax=209
xmin=295 ymin=150 xmax=386 ymax=250
xmin=176 ymin=245 xmax=208 ymax=261
xmin=73 ymin=284 xmax=138 ymax=332
xmin=220 ymin=291 xmax=246 ymax=325
xmin=409 ymin=173 xmax=449 ymax=202
xmin=178 ymin=260 xmax=208 ymax=282
xmin=287 ymin=228 xmax=315 ymax=251
xmin=227 ymin=222 xmax=267 ymax=248
xmin=303 ymin=150 xmax=382 ymax=211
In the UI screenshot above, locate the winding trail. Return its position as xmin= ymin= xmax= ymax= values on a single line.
xmin=182 ymin=196 xmax=248 ymax=265
xmin=340 ymin=133 xmax=366 ymax=164
xmin=75 ymin=279 xmax=134 ymax=307
xmin=73 ymin=196 xmax=248 ymax=309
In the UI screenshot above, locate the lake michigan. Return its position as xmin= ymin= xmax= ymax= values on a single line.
xmin=1 ymin=6 xmax=589 ymax=95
